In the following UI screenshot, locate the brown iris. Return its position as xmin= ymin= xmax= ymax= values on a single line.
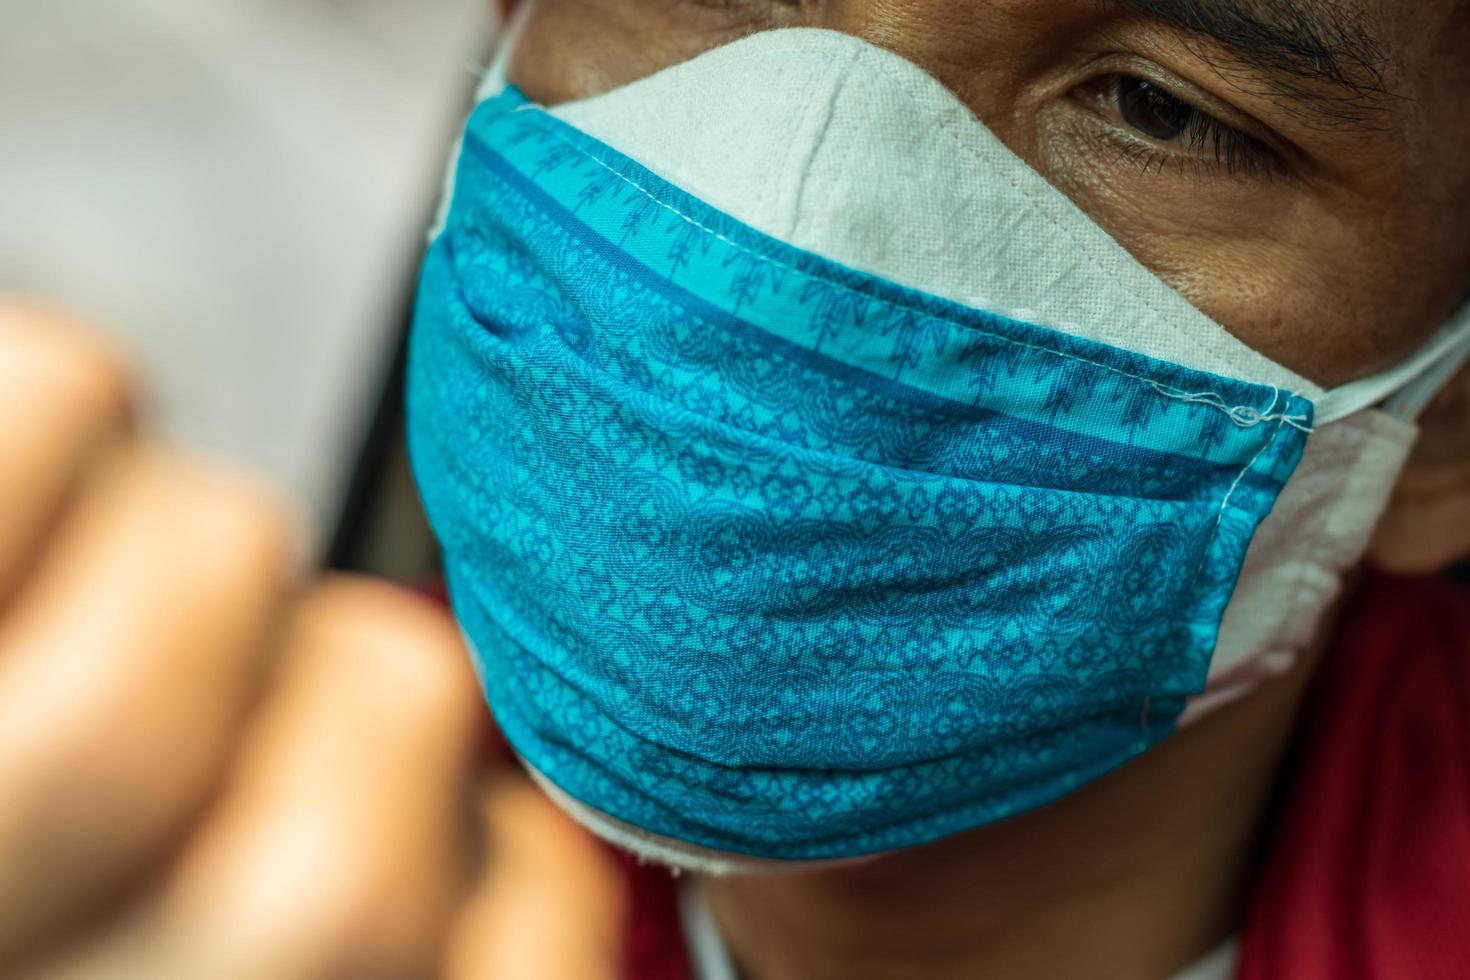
xmin=1115 ymin=76 xmax=1196 ymax=141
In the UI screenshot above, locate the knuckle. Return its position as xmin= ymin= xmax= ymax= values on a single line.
xmin=0 ymin=297 xmax=134 ymax=425
xmin=288 ymin=576 xmax=475 ymax=712
xmin=294 ymin=576 xmax=458 ymax=648
xmin=131 ymin=448 xmax=302 ymax=587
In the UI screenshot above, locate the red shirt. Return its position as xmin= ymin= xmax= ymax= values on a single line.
xmin=610 ymin=572 xmax=1470 ymax=980
xmin=1238 ymin=572 xmax=1470 ymax=980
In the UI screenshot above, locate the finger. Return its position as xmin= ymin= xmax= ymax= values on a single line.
xmin=0 ymin=447 xmax=295 ymax=965
xmin=441 ymin=774 xmax=627 ymax=980
xmin=23 ymin=578 xmax=488 ymax=980
xmin=0 ymin=298 xmax=133 ymax=604
xmin=163 ymin=578 xmax=486 ymax=980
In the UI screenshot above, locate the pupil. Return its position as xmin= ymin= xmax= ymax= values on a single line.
xmin=1116 ymin=77 xmax=1194 ymax=141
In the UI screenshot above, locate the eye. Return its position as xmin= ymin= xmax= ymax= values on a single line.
xmin=1078 ymin=73 xmax=1285 ymax=179
xmin=1115 ymin=76 xmax=1195 ymax=141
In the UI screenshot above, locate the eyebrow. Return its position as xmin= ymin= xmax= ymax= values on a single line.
xmin=1101 ymin=0 xmax=1395 ymax=120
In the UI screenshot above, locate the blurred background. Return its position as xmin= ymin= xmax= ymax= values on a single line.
xmin=1 ymin=0 xmax=497 ymax=577
xmin=0 ymin=10 xmax=641 ymax=976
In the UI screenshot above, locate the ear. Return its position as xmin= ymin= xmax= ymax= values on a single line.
xmin=1369 ymin=362 xmax=1470 ymax=574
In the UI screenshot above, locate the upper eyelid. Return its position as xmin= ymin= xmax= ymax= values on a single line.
xmin=1077 ymin=74 xmax=1218 ymax=131
xmin=1077 ymin=54 xmax=1302 ymax=155
xmin=1101 ymin=76 xmax=1237 ymax=138
xmin=1079 ymin=75 xmax=1286 ymax=177
xmin=1079 ymin=50 xmax=1260 ymax=120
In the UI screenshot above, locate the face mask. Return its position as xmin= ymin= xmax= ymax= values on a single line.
xmin=407 ymin=26 xmax=1470 ymax=873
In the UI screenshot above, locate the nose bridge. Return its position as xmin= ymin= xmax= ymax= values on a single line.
xmin=815 ymin=0 xmax=1033 ymax=128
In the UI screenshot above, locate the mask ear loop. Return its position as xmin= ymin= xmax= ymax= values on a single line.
xmin=428 ymin=1 xmax=539 ymax=243
xmin=475 ymin=0 xmax=537 ymax=103
xmin=1312 ymin=304 xmax=1470 ymax=425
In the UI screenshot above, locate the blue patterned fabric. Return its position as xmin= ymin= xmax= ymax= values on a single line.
xmin=406 ymin=87 xmax=1313 ymax=861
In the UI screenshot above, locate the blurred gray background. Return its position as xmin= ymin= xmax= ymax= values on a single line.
xmin=1 ymin=0 xmax=495 ymax=545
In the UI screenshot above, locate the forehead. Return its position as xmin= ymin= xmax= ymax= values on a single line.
xmin=1384 ymin=0 xmax=1470 ymax=115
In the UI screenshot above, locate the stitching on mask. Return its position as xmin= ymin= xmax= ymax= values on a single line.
xmin=1214 ymin=388 xmax=1290 ymax=526
xmin=1149 ymin=383 xmax=1311 ymax=432
xmin=1135 ymin=392 xmax=1291 ymax=724
xmin=520 ymin=116 xmax=1314 ymax=433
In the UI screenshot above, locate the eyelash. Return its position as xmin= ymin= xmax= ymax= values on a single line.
xmin=1084 ymin=74 xmax=1285 ymax=180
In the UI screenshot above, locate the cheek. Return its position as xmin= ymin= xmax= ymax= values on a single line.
xmin=505 ymin=0 xmax=671 ymax=103
xmin=1032 ymin=106 xmax=1430 ymax=386
xmin=1081 ymin=214 xmax=1400 ymax=388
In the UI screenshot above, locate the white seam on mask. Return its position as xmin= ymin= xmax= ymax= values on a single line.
xmin=1214 ymin=395 xmax=1289 ymax=529
xmin=522 ymin=757 xmax=880 ymax=876
xmin=1147 ymin=398 xmax=1291 ymax=722
xmin=1149 ymin=382 xmax=1312 ymax=432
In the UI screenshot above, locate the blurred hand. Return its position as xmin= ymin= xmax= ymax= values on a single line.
xmin=0 ymin=299 xmax=626 ymax=979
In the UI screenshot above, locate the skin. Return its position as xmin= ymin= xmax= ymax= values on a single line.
xmin=0 ymin=299 xmax=626 ymax=978
xmin=500 ymin=0 xmax=1470 ymax=977
xmin=4 ymin=1 xmax=1468 ymax=975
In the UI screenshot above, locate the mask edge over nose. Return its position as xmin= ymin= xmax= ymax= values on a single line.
xmin=548 ymin=28 xmax=1323 ymax=399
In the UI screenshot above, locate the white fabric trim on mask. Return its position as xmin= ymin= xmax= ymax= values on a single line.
xmin=521 ymin=755 xmax=881 ymax=876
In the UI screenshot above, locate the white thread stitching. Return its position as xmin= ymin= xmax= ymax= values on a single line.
xmin=1149 ymin=383 xmax=1311 ymax=433
xmin=518 ymin=115 xmax=1315 ymax=433
xmin=1214 ymin=388 xmax=1289 ymax=526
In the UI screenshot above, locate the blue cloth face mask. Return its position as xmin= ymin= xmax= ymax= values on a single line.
xmin=408 ymin=29 xmax=1470 ymax=870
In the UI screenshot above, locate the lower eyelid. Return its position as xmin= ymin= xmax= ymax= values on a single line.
xmin=1061 ymin=99 xmax=1285 ymax=184
xmin=1096 ymin=126 xmax=1223 ymax=179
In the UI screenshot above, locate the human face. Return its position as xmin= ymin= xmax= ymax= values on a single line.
xmin=507 ymin=0 xmax=1470 ymax=387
